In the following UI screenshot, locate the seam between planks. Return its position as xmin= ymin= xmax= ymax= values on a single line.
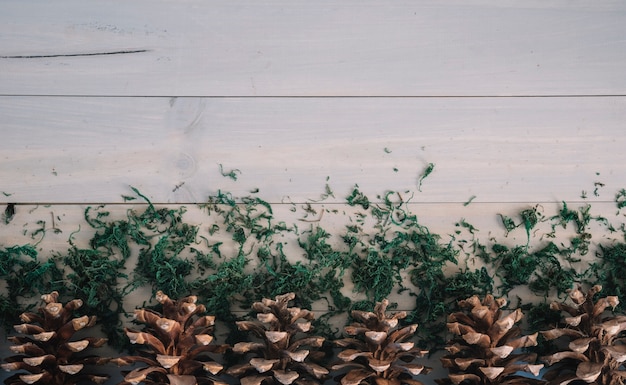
xmin=1 ymin=94 xmax=626 ymax=99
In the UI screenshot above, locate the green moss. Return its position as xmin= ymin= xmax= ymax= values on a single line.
xmin=0 ymin=245 xmax=64 ymax=330
xmin=3 ymin=183 xmax=626 ymax=353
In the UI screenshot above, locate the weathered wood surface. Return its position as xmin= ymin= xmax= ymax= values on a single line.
xmin=1 ymin=1 xmax=626 ymax=96
xmin=2 ymin=96 xmax=625 ymax=204
xmin=1 ymin=2 xmax=626 ymax=382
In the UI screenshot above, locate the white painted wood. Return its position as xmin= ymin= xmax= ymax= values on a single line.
xmin=1 ymin=96 xmax=625 ymax=204
xmin=1 ymin=1 xmax=625 ymax=96
xmin=2 ymin=1 xmax=625 ymax=380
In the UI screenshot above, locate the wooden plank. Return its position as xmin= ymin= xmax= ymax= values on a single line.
xmin=2 ymin=96 xmax=626 ymax=204
xmin=1 ymin=1 xmax=626 ymax=96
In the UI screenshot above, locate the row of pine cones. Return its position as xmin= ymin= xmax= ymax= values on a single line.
xmin=3 ymin=286 xmax=626 ymax=385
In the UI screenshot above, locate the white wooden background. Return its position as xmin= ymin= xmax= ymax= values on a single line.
xmin=2 ymin=0 xmax=626 ymax=382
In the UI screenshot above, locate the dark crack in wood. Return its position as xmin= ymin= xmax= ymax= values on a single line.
xmin=0 ymin=49 xmax=149 ymax=59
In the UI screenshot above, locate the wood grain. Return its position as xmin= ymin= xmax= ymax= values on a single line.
xmin=2 ymin=2 xmax=626 ymax=380
xmin=1 ymin=1 xmax=625 ymax=96
xmin=2 ymin=96 xmax=625 ymax=204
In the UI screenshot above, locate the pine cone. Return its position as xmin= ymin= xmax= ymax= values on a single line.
xmin=541 ymin=285 xmax=626 ymax=385
xmin=1 ymin=291 xmax=109 ymax=385
xmin=331 ymin=299 xmax=431 ymax=385
xmin=437 ymin=294 xmax=544 ymax=385
xmin=226 ymin=292 xmax=329 ymax=385
xmin=112 ymin=291 xmax=228 ymax=385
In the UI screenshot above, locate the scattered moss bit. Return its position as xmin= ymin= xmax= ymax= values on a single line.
xmin=498 ymin=206 xmax=542 ymax=241
xmin=417 ymin=162 xmax=435 ymax=191
xmin=499 ymin=213 xmax=517 ymax=235
xmin=312 ymin=182 xmax=335 ymax=202
xmin=551 ymin=201 xmax=591 ymax=236
xmin=593 ymin=181 xmax=605 ymax=196
xmin=456 ymin=219 xmax=478 ymax=235
xmin=29 ymin=219 xmax=47 ymax=245
xmin=463 ymin=195 xmax=476 ymax=206
xmin=346 ymin=186 xmax=370 ymax=209
xmin=219 ymin=163 xmax=241 ymax=181
xmin=519 ymin=206 xmax=540 ymax=241
xmin=546 ymin=202 xmax=600 ymax=256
